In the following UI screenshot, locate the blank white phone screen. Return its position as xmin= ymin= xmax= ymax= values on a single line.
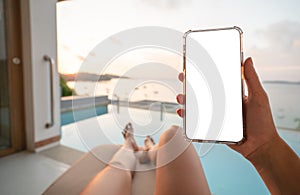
xmin=185 ymin=28 xmax=243 ymax=142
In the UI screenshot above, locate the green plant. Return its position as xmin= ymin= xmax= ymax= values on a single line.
xmin=60 ymin=76 xmax=75 ymax=97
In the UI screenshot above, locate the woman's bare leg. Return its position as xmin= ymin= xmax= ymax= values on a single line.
xmin=81 ymin=166 xmax=132 ymax=195
xmin=154 ymin=125 xmax=211 ymax=195
xmin=81 ymin=137 xmax=137 ymax=195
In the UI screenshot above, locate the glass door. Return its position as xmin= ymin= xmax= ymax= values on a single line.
xmin=0 ymin=0 xmax=11 ymax=151
xmin=0 ymin=0 xmax=25 ymax=157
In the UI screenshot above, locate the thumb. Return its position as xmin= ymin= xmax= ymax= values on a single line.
xmin=243 ymin=57 xmax=264 ymax=96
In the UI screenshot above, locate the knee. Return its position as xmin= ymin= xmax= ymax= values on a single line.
xmin=159 ymin=125 xmax=183 ymax=145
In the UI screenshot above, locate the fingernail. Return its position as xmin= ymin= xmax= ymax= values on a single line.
xmin=176 ymin=109 xmax=182 ymax=117
xmin=176 ymin=94 xmax=182 ymax=103
xmin=178 ymin=73 xmax=184 ymax=81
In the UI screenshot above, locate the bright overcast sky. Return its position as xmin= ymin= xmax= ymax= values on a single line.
xmin=57 ymin=0 xmax=300 ymax=81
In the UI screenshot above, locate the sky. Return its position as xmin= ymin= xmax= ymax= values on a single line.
xmin=57 ymin=0 xmax=300 ymax=81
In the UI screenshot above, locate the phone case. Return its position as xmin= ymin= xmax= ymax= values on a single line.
xmin=183 ymin=26 xmax=245 ymax=144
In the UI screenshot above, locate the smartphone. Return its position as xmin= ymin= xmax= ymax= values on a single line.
xmin=183 ymin=26 xmax=244 ymax=144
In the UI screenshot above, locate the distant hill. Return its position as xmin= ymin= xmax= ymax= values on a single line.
xmin=60 ymin=73 xmax=128 ymax=82
xmin=263 ymin=80 xmax=300 ymax=85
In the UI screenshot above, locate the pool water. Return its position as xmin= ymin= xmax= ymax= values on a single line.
xmin=60 ymin=105 xmax=108 ymax=126
xmin=61 ymin=105 xmax=300 ymax=195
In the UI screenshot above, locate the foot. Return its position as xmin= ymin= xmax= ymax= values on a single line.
xmin=139 ymin=135 xmax=156 ymax=164
xmin=144 ymin=135 xmax=155 ymax=151
xmin=122 ymin=123 xmax=139 ymax=152
xmin=122 ymin=122 xmax=134 ymax=139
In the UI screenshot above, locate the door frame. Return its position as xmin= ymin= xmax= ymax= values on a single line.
xmin=0 ymin=0 xmax=25 ymax=157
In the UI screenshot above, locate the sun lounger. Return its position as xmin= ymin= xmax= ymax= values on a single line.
xmin=43 ymin=144 xmax=156 ymax=195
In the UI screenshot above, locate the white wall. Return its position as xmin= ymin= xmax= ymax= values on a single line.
xmin=21 ymin=0 xmax=61 ymax=151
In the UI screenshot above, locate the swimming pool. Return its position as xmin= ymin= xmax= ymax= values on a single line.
xmin=61 ymin=105 xmax=300 ymax=195
xmin=60 ymin=105 xmax=108 ymax=126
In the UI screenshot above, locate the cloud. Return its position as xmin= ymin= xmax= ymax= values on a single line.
xmin=248 ymin=20 xmax=300 ymax=81
xmin=257 ymin=20 xmax=300 ymax=50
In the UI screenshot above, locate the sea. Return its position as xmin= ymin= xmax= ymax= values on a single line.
xmin=67 ymin=79 xmax=300 ymax=131
xmin=263 ymin=83 xmax=300 ymax=131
